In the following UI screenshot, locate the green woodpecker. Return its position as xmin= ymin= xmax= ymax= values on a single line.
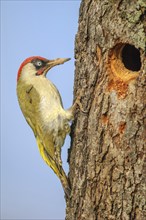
xmin=17 ymin=56 xmax=74 ymax=197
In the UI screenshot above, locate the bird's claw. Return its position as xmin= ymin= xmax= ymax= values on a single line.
xmin=72 ymin=90 xmax=89 ymax=114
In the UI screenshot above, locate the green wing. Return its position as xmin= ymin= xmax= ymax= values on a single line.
xmin=17 ymin=81 xmax=56 ymax=158
xmin=17 ymin=82 xmax=40 ymax=136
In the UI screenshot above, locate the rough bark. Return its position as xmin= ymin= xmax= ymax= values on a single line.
xmin=66 ymin=0 xmax=146 ymax=219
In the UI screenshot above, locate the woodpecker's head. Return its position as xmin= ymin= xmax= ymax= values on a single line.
xmin=17 ymin=56 xmax=70 ymax=81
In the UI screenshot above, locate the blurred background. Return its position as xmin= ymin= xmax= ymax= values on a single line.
xmin=1 ymin=1 xmax=81 ymax=219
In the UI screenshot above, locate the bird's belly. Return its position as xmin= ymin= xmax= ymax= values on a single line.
xmin=38 ymin=104 xmax=70 ymax=152
xmin=38 ymin=96 xmax=70 ymax=137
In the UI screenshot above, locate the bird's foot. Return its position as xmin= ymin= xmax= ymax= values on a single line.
xmin=70 ymin=90 xmax=89 ymax=115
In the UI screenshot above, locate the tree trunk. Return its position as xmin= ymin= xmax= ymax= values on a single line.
xmin=66 ymin=0 xmax=146 ymax=219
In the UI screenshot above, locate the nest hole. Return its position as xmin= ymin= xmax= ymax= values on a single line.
xmin=109 ymin=43 xmax=141 ymax=82
xmin=122 ymin=44 xmax=141 ymax=71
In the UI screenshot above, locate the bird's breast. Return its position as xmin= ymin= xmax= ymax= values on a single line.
xmin=32 ymin=78 xmax=66 ymax=131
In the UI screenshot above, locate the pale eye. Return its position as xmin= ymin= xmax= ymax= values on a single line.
xmin=36 ymin=60 xmax=42 ymax=67
xmin=32 ymin=58 xmax=45 ymax=70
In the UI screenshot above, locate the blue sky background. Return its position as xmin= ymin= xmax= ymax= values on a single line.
xmin=1 ymin=1 xmax=81 ymax=219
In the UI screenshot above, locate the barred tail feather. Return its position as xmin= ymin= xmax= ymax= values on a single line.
xmin=36 ymin=136 xmax=71 ymax=198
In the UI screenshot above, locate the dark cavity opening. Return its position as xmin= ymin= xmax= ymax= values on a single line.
xmin=122 ymin=44 xmax=141 ymax=71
